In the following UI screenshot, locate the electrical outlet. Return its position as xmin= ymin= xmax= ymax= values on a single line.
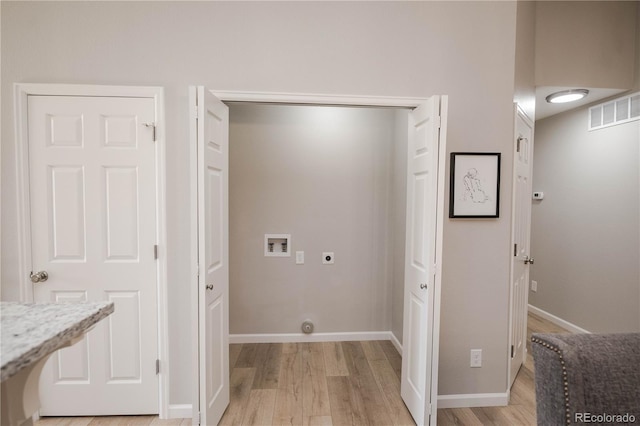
xmin=470 ymin=349 xmax=482 ymax=368
xmin=296 ymin=251 xmax=304 ymax=265
xmin=531 ymin=280 xmax=538 ymax=292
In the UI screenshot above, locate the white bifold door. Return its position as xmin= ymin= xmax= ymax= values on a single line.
xmin=28 ymin=95 xmax=159 ymax=415
xmin=190 ymin=86 xmax=230 ymax=425
xmin=401 ymin=96 xmax=446 ymax=426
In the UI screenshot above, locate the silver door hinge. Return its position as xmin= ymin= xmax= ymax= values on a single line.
xmin=154 ymin=245 xmax=158 ymax=260
xmin=514 ymin=244 xmax=518 ymax=256
xmin=511 ymin=345 xmax=515 ymax=358
xmin=195 ymin=106 xmax=199 ymax=119
xmin=143 ymin=122 xmax=157 ymax=142
xmin=156 ymin=359 xmax=160 ymax=374
xmin=435 ymin=116 xmax=441 ymax=129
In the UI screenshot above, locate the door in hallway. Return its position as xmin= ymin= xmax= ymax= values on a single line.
xmin=509 ymin=106 xmax=534 ymax=387
xmin=28 ymin=94 xmax=159 ymax=414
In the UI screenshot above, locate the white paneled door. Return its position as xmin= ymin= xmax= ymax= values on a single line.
xmin=508 ymin=106 xmax=534 ymax=388
xmin=28 ymin=95 xmax=159 ymax=415
xmin=191 ymin=87 xmax=230 ymax=425
xmin=401 ymin=96 xmax=445 ymax=426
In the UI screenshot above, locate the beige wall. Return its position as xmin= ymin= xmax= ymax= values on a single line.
xmin=391 ymin=110 xmax=409 ymax=343
xmin=514 ymin=0 xmax=536 ymax=121
xmin=229 ymin=103 xmax=403 ymax=335
xmin=530 ymin=102 xmax=640 ymax=333
xmin=535 ymin=1 xmax=638 ymax=88
xmin=1 ymin=1 xmax=519 ymax=405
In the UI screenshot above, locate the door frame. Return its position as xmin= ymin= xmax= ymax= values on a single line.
xmin=190 ymin=89 xmax=447 ymax=425
xmin=506 ymin=103 xmax=534 ymax=390
xmin=13 ymin=83 xmax=170 ymax=418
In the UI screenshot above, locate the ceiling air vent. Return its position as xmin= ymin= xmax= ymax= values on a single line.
xmin=589 ymin=92 xmax=640 ymax=131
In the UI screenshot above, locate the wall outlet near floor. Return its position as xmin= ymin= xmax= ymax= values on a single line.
xmin=531 ymin=280 xmax=538 ymax=292
xmin=470 ymin=349 xmax=482 ymax=368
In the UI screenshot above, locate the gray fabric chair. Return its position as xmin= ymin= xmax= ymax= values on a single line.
xmin=531 ymin=332 xmax=640 ymax=425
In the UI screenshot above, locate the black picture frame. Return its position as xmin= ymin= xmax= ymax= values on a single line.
xmin=449 ymin=152 xmax=501 ymax=218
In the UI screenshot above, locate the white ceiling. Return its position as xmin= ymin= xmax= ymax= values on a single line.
xmin=535 ymin=86 xmax=629 ymax=121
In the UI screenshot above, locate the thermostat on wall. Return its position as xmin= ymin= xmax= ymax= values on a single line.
xmin=532 ymin=192 xmax=544 ymax=200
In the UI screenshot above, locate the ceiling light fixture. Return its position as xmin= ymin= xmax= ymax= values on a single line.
xmin=545 ymin=89 xmax=589 ymax=104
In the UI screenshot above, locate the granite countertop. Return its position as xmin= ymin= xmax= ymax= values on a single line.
xmin=0 ymin=301 xmax=114 ymax=382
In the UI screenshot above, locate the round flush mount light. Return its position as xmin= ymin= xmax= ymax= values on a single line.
xmin=545 ymin=89 xmax=589 ymax=104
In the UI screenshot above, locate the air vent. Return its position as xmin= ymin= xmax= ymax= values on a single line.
xmin=589 ymin=92 xmax=640 ymax=131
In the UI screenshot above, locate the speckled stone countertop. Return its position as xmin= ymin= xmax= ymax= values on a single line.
xmin=0 ymin=301 xmax=114 ymax=382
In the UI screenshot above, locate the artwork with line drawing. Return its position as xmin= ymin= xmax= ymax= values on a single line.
xmin=450 ymin=153 xmax=500 ymax=218
xmin=462 ymin=168 xmax=490 ymax=204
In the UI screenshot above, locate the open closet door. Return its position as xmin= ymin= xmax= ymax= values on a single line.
xmin=401 ymin=96 xmax=446 ymax=426
xmin=190 ymin=86 xmax=230 ymax=425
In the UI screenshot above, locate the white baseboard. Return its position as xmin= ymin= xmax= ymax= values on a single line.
xmin=229 ymin=331 xmax=393 ymax=344
xmin=528 ymin=304 xmax=590 ymax=334
xmin=437 ymin=392 xmax=509 ymax=408
xmin=389 ymin=332 xmax=403 ymax=356
xmin=168 ymin=404 xmax=192 ymax=419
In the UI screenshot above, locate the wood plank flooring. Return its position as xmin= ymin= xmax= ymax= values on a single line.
xmin=36 ymin=312 xmax=568 ymax=426
xmin=35 ymin=417 xmax=191 ymax=426
xmin=221 ymin=340 xmax=412 ymax=426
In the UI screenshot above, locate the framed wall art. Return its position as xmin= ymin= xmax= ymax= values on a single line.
xmin=449 ymin=152 xmax=501 ymax=218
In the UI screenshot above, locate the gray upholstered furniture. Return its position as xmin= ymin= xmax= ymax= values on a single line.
xmin=531 ymin=332 xmax=640 ymax=425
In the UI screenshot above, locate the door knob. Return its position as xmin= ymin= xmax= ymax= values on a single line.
xmin=420 ymin=283 xmax=428 ymax=290
xmin=30 ymin=271 xmax=49 ymax=283
xmin=524 ymin=256 xmax=535 ymax=265
xmin=206 ymin=284 xmax=213 ymax=290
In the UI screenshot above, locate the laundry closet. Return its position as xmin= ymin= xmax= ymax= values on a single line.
xmin=227 ymin=102 xmax=410 ymax=339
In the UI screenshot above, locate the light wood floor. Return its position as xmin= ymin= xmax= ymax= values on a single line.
xmin=35 ymin=417 xmax=191 ymax=426
xmin=37 ymin=312 xmax=568 ymax=426
xmin=221 ymin=340 xmax=413 ymax=426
